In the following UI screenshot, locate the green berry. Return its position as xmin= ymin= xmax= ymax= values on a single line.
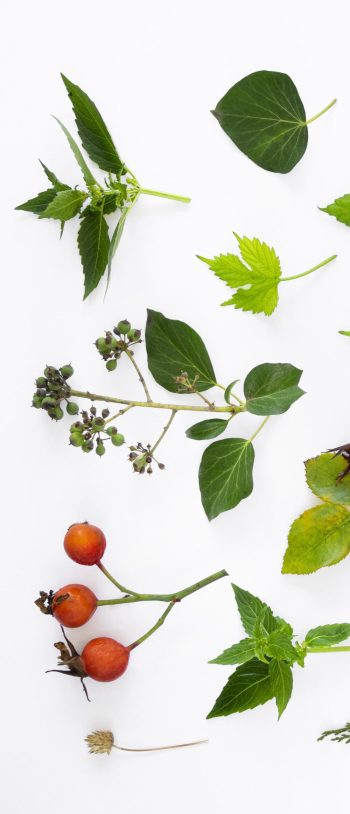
xmin=60 ymin=364 xmax=74 ymax=380
xmin=69 ymin=432 xmax=84 ymax=447
xmin=127 ymin=328 xmax=141 ymax=342
xmin=35 ymin=377 xmax=47 ymax=388
xmin=116 ymin=319 xmax=131 ymax=334
xmin=106 ymin=426 xmax=117 ymax=436
xmin=44 ymin=366 xmax=58 ymax=379
xmin=82 ymin=440 xmax=94 ymax=453
xmin=32 ymin=394 xmax=43 ymax=409
xmin=66 ymin=401 xmax=79 ymax=416
xmin=48 ymin=406 xmax=64 ymax=421
xmin=92 ymin=417 xmax=105 ymax=431
xmin=41 ymin=396 xmax=57 ymax=410
xmin=111 ymin=432 xmax=125 ymax=447
xmin=95 ymin=337 xmax=109 ymax=353
xmin=96 ymin=442 xmax=106 ymax=457
xmin=106 ymin=359 xmax=117 ymax=372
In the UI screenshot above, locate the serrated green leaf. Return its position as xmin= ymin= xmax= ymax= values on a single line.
xmin=15 ymin=188 xmax=57 ymax=214
xmin=282 ymin=504 xmax=350 ymax=574
xmin=224 ymin=380 xmax=240 ymax=404
xmin=54 ymin=116 xmax=98 ymax=188
xmin=274 ymin=617 xmax=293 ymax=638
xmin=320 ymin=194 xmax=350 ymax=227
xmin=269 ymin=660 xmax=293 ymax=718
xmin=207 ymin=659 xmax=273 ymax=718
xmin=305 ymin=624 xmax=350 ymax=647
xmin=244 ymin=362 xmax=304 ymax=415
xmin=212 ymin=70 xmax=308 ymax=174
xmin=209 ymin=638 xmax=256 ymax=665
xmin=39 ymin=189 xmax=87 ymax=221
xmin=105 ymin=209 xmax=128 ymax=294
xmin=305 ymin=454 xmax=350 ymax=505
xmin=77 ymin=209 xmax=110 ymax=299
xmin=199 ymin=234 xmax=281 ymax=315
xmin=185 ymin=418 xmax=228 ymax=441
xmin=199 ymin=439 xmax=254 ymax=520
xmin=61 ymin=74 xmax=123 ymax=175
xmin=145 ymin=310 xmax=216 ymax=393
xmin=39 ymin=160 xmax=70 ymax=191
xmin=232 ymin=584 xmax=276 ymax=636
xmin=265 ymin=631 xmax=296 ymax=662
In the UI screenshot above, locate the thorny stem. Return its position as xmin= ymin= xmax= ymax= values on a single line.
xmin=96 ymin=568 xmax=228 ymax=606
xmin=150 ymin=410 xmax=176 ymax=456
xmin=113 ymin=739 xmax=208 ymax=753
xmin=280 ymin=254 xmax=337 ymax=282
xmin=124 ymin=348 xmax=152 ymax=402
xmin=70 ymin=389 xmax=236 ymax=414
xmin=139 ymin=188 xmax=191 ymax=204
xmin=305 ymin=98 xmax=337 ymax=125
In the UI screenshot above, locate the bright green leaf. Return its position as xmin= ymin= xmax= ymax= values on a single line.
xmin=232 ymin=584 xmax=276 ymax=637
xmin=207 ymin=659 xmax=274 ymax=718
xmin=39 ymin=160 xmax=70 ymax=191
xmin=15 ymin=188 xmax=57 ymax=214
xmin=78 ymin=209 xmax=110 ymax=299
xmin=185 ymin=418 xmax=228 ymax=440
xmin=145 ymin=310 xmax=216 ymax=393
xmin=339 ymin=330 xmax=350 ymax=337
xmin=269 ymin=660 xmax=293 ymax=718
xmin=105 ymin=208 xmax=128 ymax=294
xmin=305 ymin=453 xmax=350 ymax=505
xmin=305 ymin=624 xmax=350 ymax=647
xmin=209 ymin=638 xmax=256 ymax=665
xmin=39 ymin=189 xmax=87 ymax=222
xmin=265 ymin=631 xmax=296 ymax=662
xmin=244 ymin=362 xmax=304 ymax=415
xmin=224 ymin=380 xmax=240 ymax=404
xmin=61 ymin=74 xmax=123 ymax=175
xmin=54 ymin=116 xmax=98 ymax=188
xmin=320 ymin=194 xmax=350 ymax=227
xmin=282 ymin=504 xmax=350 ymax=574
xmin=199 ymin=439 xmax=254 ymax=520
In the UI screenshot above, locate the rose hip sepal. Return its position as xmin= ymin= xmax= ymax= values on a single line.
xmin=64 ymin=522 xmax=106 ymax=565
xmin=35 ymin=584 xmax=97 ymax=628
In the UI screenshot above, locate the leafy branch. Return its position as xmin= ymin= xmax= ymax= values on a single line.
xmin=32 ymin=310 xmax=305 ymax=520
xmin=16 ymin=75 xmax=190 ymax=299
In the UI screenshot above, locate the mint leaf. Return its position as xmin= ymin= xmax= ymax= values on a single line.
xmin=209 ymin=638 xmax=256 ymax=665
xmin=282 ymin=504 xmax=350 ymax=574
xmin=244 ymin=362 xmax=304 ymax=415
xmin=61 ymin=74 xmax=123 ymax=176
xmin=199 ymin=439 xmax=254 ymax=520
xmin=185 ymin=418 xmax=228 ymax=440
xmin=305 ymin=624 xmax=350 ymax=647
xmin=39 ymin=189 xmax=87 ymax=221
xmin=232 ymin=584 xmax=275 ymax=637
xmin=39 ymin=161 xmax=70 ymax=191
xmin=54 ymin=116 xmax=98 ymax=189
xmin=265 ymin=631 xmax=296 ymax=662
xmin=320 ymin=194 xmax=350 ymax=227
xmin=145 ymin=310 xmax=216 ymax=393
xmin=269 ymin=660 xmax=293 ymax=718
xmin=199 ymin=234 xmax=281 ymax=315
xmin=212 ymin=71 xmax=311 ymax=173
xmin=15 ymin=188 xmax=57 ymax=214
xmin=78 ymin=209 xmax=110 ymax=299
xmin=305 ymin=454 xmax=350 ymax=505
xmin=207 ymin=659 xmax=273 ymax=718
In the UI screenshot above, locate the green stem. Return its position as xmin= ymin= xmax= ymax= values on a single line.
xmin=124 ymin=348 xmax=152 ymax=401
xmin=249 ymin=415 xmax=270 ymax=444
xmin=97 ymin=562 xmax=139 ymax=596
xmin=97 ymin=567 xmax=228 ymax=605
xmin=128 ymin=602 xmax=175 ymax=649
xmin=280 ymin=254 xmax=337 ymax=282
xmin=305 ymin=98 xmax=337 ymax=125
xmin=114 ymin=738 xmax=207 ymax=752
xmin=70 ymin=389 xmax=234 ymax=413
xmin=151 ymin=410 xmax=176 ymax=456
xmin=139 ymin=187 xmax=191 ymax=204
xmin=307 ymin=646 xmax=350 ymax=654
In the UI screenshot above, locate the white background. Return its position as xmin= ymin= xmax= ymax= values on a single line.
xmin=3 ymin=0 xmax=350 ymax=810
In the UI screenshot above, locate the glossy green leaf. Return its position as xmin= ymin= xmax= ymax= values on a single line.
xmin=269 ymin=660 xmax=293 ymax=718
xmin=224 ymin=380 xmax=240 ymax=404
xmin=185 ymin=418 xmax=228 ymax=440
xmin=78 ymin=209 xmax=110 ymax=299
xmin=39 ymin=189 xmax=87 ymax=221
xmin=212 ymin=71 xmax=308 ymax=174
xmin=61 ymin=74 xmax=123 ymax=175
xmin=54 ymin=116 xmax=98 ymax=188
xmin=320 ymin=194 xmax=350 ymax=227
xmin=244 ymin=362 xmax=304 ymax=415
xmin=207 ymin=659 xmax=273 ymax=718
xmin=145 ymin=310 xmax=216 ymax=393
xmin=199 ymin=439 xmax=254 ymax=520
xmin=209 ymin=638 xmax=256 ymax=666
xmin=15 ymin=188 xmax=57 ymax=214
xmin=305 ymin=624 xmax=350 ymax=647
xmin=232 ymin=584 xmax=275 ymax=637
xmin=282 ymin=504 xmax=350 ymax=574
xmin=305 ymin=453 xmax=350 ymax=505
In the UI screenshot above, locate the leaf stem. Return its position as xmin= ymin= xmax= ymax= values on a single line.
xmin=151 ymin=410 xmax=176 ymax=456
xmin=280 ymin=254 xmax=337 ymax=282
xmin=139 ymin=188 xmax=191 ymax=204
xmin=305 ymin=98 xmax=337 ymax=125
xmin=114 ymin=739 xmax=208 ymax=752
xmin=70 ymin=389 xmax=234 ymax=413
xmin=124 ymin=348 xmax=152 ymax=401
xmin=307 ymin=645 xmax=350 ymax=654
xmin=248 ymin=415 xmax=270 ymax=444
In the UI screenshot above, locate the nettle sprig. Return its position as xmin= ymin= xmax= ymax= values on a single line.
xmin=207 ymin=584 xmax=350 ymax=720
xmin=16 ymin=75 xmax=190 ymax=299
xmin=32 ymin=310 xmax=305 ymax=520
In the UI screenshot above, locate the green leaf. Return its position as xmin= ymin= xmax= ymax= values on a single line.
xmin=39 ymin=189 xmax=87 ymax=221
xmin=15 ymin=188 xmax=57 ymax=214
xmin=282 ymin=504 xmax=350 ymax=574
xmin=265 ymin=631 xmax=296 ymax=662
xmin=39 ymin=160 xmax=70 ymax=191
xmin=207 ymin=659 xmax=273 ymax=718
xmin=305 ymin=454 xmax=350 ymax=505
xmin=224 ymin=380 xmax=240 ymax=404
xmin=305 ymin=624 xmax=350 ymax=647
xmin=274 ymin=617 xmax=293 ymax=638
xmin=105 ymin=208 xmax=128 ymax=294
xmin=339 ymin=330 xmax=350 ymax=337
xmin=199 ymin=234 xmax=281 ymax=315
xmin=61 ymin=74 xmax=123 ymax=175
xmin=209 ymin=638 xmax=256 ymax=665
xmin=199 ymin=439 xmax=254 ymax=520
xmin=212 ymin=70 xmax=308 ymax=174
xmin=320 ymin=194 xmax=350 ymax=227
xmin=185 ymin=418 xmax=228 ymax=440
xmin=77 ymin=209 xmax=110 ymax=299
xmin=54 ymin=116 xmax=98 ymax=188
xmin=232 ymin=584 xmax=276 ymax=637
xmin=145 ymin=310 xmax=216 ymax=393
xmin=244 ymin=362 xmax=304 ymax=415
xmin=269 ymin=660 xmax=293 ymax=718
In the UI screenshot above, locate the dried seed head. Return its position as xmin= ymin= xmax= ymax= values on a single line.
xmin=85 ymin=730 xmax=115 ymax=755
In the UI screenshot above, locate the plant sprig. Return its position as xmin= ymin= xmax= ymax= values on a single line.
xmin=32 ymin=310 xmax=305 ymax=520
xmin=16 ymin=75 xmax=190 ymax=299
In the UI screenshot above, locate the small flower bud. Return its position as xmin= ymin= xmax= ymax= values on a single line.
xmin=36 ymin=388 xmax=47 ymax=398
xmin=101 ymin=408 xmax=110 ymax=418
xmin=106 ymin=358 xmax=117 ymax=372
xmin=35 ymin=377 xmax=47 ymax=388
xmin=111 ymin=432 xmax=125 ymax=447
xmin=60 ymin=364 xmax=74 ymax=380
xmin=90 ymin=406 xmax=97 ymax=416
xmin=158 ymin=462 xmax=165 ymax=470
xmin=66 ymin=401 xmax=79 ymax=416
xmin=92 ymin=417 xmax=105 ymax=430
xmin=116 ymin=319 xmax=131 ymax=334
xmin=44 ymin=366 xmax=57 ymax=379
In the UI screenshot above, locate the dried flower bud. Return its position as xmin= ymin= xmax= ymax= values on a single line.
xmin=85 ymin=730 xmax=115 ymax=755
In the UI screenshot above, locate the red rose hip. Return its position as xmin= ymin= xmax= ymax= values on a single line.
xmin=52 ymin=584 xmax=97 ymax=628
xmin=64 ymin=522 xmax=106 ymax=565
xmin=81 ymin=637 xmax=130 ymax=681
